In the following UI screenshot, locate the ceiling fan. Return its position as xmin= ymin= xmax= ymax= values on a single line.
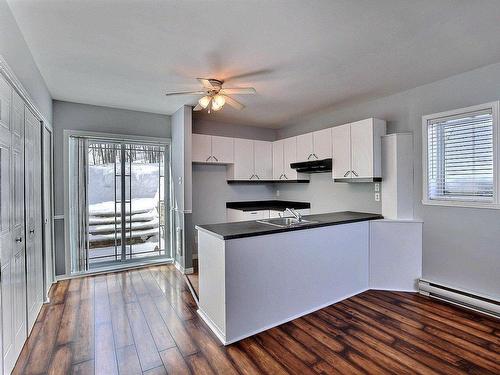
xmin=165 ymin=78 xmax=256 ymax=113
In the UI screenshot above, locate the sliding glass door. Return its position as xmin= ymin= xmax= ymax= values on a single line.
xmin=68 ymin=135 xmax=171 ymax=273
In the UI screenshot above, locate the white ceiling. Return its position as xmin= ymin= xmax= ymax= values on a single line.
xmin=7 ymin=0 xmax=500 ymax=128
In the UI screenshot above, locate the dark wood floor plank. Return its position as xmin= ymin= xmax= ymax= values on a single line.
xmin=126 ymin=302 xmax=163 ymax=371
xmin=23 ymin=303 xmax=64 ymax=374
xmin=153 ymin=295 xmax=199 ymax=356
xmin=159 ymin=347 xmax=192 ymax=375
xmin=137 ymin=294 xmax=177 ymax=351
xmin=47 ymin=345 xmax=72 ymax=375
xmin=95 ymin=322 xmax=119 ymax=375
xmin=71 ymin=359 xmax=95 ymax=375
xmin=116 ymin=345 xmax=143 ymax=375
xmin=184 ymin=319 xmax=239 ymax=375
xmin=13 ymin=266 xmax=500 ymax=375
xmin=185 ymin=353 xmax=215 ymax=375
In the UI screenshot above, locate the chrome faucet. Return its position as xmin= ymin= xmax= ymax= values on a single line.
xmin=285 ymin=208 xmax=302 ymax=222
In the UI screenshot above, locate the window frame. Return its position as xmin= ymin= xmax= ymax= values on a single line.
xmin=422 ymin=101 xmax=500 ymax=209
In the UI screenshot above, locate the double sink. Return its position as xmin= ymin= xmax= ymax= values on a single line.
xmin=257 ymin=217 xmax=318 ymax=228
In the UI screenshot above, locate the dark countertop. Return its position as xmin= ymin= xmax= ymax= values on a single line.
xmin=226 ymin=200 xmax=310 ymax=212
xmin=196 ymin=211 xmax=383 ymax=240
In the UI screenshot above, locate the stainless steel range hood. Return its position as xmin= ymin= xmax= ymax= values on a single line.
xmin=290 ymin=158 xmax=332 ymax=173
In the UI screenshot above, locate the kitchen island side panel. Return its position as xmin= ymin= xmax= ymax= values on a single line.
xmin=224 ymin=222 xmax=369 ymax=343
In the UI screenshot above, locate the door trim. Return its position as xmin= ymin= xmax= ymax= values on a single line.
xmin=63 ymin=130 xmax=172 ymax=276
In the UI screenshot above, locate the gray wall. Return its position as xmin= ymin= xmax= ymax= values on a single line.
xmin=0 ymin=0 xmax=52 ymax=123
xmin=53 ymin=100 xmax=171 ymax=275
xmin=278 ymin=62 xmax=500 ymax=300
xmin=191 ymin=120 xmax=277 ymax=256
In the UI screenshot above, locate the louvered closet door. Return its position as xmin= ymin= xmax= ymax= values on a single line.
xmin=25 ymin=107 xmax=43 ymax=332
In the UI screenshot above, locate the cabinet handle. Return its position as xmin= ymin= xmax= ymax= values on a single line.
xmin=255 ymin=174 xmax=260 ymax=180
xmin=249 ymin=174 xmax=255 ymax=180
xmin=278 ymin=173 xmax=283 ymax=180
xmin=352 ymin=170 xmax=359 ymax=177
xmin=15 ymin=237 xmax=23 ymax=243
xmin=283 ymin=174 xmax=288 ymax=180
xmin=212 ymin=156 xmax=218 ymax=162
xmin=343 ymin=171 xmax=350 ymax=177
xmin=307 ymin=153 xmax=313 ymax=160
xmin=313 ymin=153 xmax=319 ymax=160
xmin=30 ymin=229 xmax=35 ymax=234
xmin=205 ymin=156 xmax=212 ymax=162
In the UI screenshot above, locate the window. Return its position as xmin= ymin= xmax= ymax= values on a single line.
xmin=423 ymin=102 xmax=499 ymax=208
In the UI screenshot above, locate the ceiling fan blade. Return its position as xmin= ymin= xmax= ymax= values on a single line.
xmin=193 ymin=104 xmax=203 ymax=111
xmin=220 ymin=87 xmax=256 ymax=95
xmin=165 ymin=91 xmax=205 ymax=96
xmin=197 ymin=78 xmax=215 ymax=90
xmin=223 ymin=95 xmax=245 ymax=110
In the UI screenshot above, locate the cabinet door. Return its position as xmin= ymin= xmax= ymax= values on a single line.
xmin=332 ymin=124 xmax=351 ymax=179
xmin=313 ymin=128 xmax=332 ymax=159
xmin=350 ymin=119 xmax=373 ymax=178
xmin=272 ymin=140 xmax=284 ymax=179
xmin=192 ymin=134 xmax=212 ymax=163
xmin=211 ymin=136 xmax=234 ymax=164
xmin=296 ymin=133 xmax=314 ymax=162
xmin=283 ymin=137 xmax=298 ymax=179
xmin=254 ymin=141 xmax=273 ymax=179
xmin=233 ymin=138 xmax=254 ymax=179
xmin=25 ymin=107 xmax=43 ymax=332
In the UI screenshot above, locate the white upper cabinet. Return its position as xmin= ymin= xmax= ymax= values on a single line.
xmin=273 ymin=137 xmax=299 ymax=180
xmin=192 ymin=134 xmax=212 ymax=163
xmin=192 ymin=134 xmax=234 ymax=164
xmin=283 ymin=137 xmax=298 ymax=179
xmin=253 ymin=140 xmax=273 ymax=179
xmin=296 ymin=129 xmax=332 ymax=162
xmin=272 ymin=140 xmax=284 ymax=179
xmin=229 ymin=139 xmax=272 ymax=180
xmin=211 ymin=136 xmax=234 ymax=164
xmin=313 ymin=128 xmax=332 ymax=160
xmin=332 ymin=124 xmax=351 ymax=179
xmin=231 ymin=138 xmax=254 ymax=179
xmin=332 ymin=118 xmax=386 ymax=180
xmin=296 ymin=133 xmax=314 ymax=162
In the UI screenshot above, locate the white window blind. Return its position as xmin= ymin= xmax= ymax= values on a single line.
xmin=427 ymin=109 xmax=494 ymax=202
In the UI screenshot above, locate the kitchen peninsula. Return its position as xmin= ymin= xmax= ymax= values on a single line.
xmin=195 ymin=211 xmax=384 ymax=345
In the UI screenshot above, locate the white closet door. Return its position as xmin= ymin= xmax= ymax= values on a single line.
xmin=0 ymin=75 xmax=16 ymax=375
xmin=254 ymin=140 xmax=273 ymax=179
xmin=43 ymin=128 xmax=54 ymax=295
xmin=272 ymin=140 xmax=284 ymax=179
xmin=11 ymin=91 xmax=27 ymax=359
xmin=283 ymin=137 xmax=298 ymax=179
xmin=25 ymin=107 xmax=43 ymax=333
xmin=332 ymin=124 xmax=351 ymax=179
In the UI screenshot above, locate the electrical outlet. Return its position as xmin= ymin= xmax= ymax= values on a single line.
xmin=374 ymin=183 xmax=380 ymax=192
xmin=375 ymin=192 xmax=380 ymax=202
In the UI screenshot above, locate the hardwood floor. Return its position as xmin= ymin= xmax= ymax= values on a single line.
xmin=13 ymin=265 xmax=500 ymax=374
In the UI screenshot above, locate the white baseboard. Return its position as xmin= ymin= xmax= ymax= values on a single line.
xmin=175 ymin=261 xmax=194 ymax=275
xmin=200 ymin=288 xmax=368 ymax=346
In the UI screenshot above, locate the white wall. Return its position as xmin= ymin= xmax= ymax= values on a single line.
xmin=0 ymin=0 xmax=52 ymax=123
xmin=278 ymin=62 xmax=500 ymax=300
xmin=53 ymin=100 xmax=171 ymax=275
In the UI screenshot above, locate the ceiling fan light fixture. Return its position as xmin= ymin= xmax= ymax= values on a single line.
xmin=211 ymin=94 xmax=225 ymax=111
xmin=198 ymin=95 xmax=211 ymax=109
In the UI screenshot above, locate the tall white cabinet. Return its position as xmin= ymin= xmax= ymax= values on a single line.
xmin=0 ymin=72 xmax=45 ymax=375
